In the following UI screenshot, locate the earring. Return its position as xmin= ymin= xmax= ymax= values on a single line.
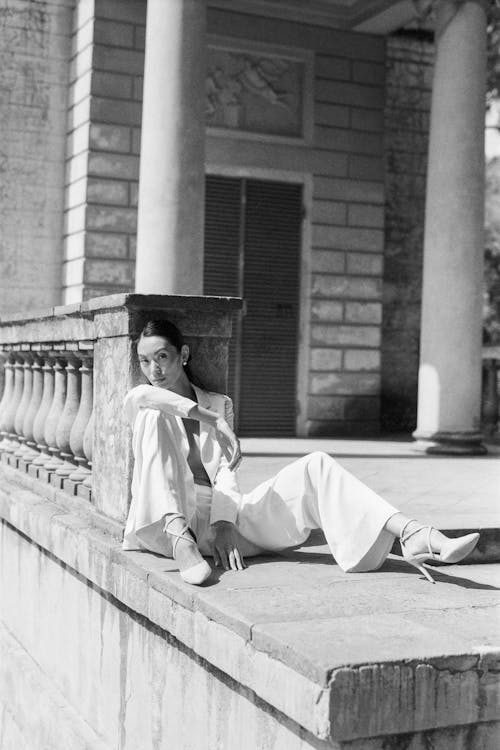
xmin=182 ymin=361 xmax=187 ymax=366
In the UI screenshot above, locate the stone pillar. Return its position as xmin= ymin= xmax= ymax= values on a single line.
xmin=135 ymin=0 xmax=206 ymax=295
xmin=413 ymin=0 xmax=488 ymax=454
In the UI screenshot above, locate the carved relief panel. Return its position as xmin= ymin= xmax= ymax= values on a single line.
xmin=206 ymin=40 xmax=312 ymax=141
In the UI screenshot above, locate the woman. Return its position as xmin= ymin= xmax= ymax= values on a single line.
xmin=122 ymin=320 xmax=479 ymax=586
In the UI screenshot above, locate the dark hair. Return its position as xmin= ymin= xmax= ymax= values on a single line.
xmin=139 ymin=319 xmax=185 ymax=351
xmin=139 ymin=319 xmax=201 ymax=386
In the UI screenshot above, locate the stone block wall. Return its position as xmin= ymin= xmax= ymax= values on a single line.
xmin=382 ymin=34 xmax=434 ymax=432
xmin=308 ymin=42 xmax=385 ymax=436
xmin=61 ymin=3 xmax=388 ymax=436
xmin=63 ymin=0 xmax=145 ymax=303
xmin=0 ymin=0 xmax=73 ymax=315
xmin=207 ymin=11 xmax=386 ymax=436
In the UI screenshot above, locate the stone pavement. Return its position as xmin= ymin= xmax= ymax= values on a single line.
xmin=238 ymin=436 xmax=500 ymax=558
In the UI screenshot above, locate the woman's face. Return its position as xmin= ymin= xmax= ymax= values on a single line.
xmin=137 ymin=335 xmax=189 ymax=389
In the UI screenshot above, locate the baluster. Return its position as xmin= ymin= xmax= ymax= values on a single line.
xmin=44 ymin=357 xmax=68 ymax=470
xmin=5 ymin=353 xmax=25 ymax=453
xmin=14 ymin=353 xmax=34 ymax=457
xmin=32 ymin=354 xmax=56 ymax=465
xmin=55 ymin=354 xmax=82 ymax=477
xmin=22 ymin=354 xmax=45 ymax=460
xmin=82 ymin=410 xmax=93 ymax=491
xmin=69 ymin=353 xmax=93 ymax=482
xmin=0 ymin=354 xmax=15 ymax=451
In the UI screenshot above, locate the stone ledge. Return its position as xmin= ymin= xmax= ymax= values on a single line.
xmin=0 ymin=464 xmax=499 ymax=744
xmin=0 ymin=292 xmax=243 ymax=327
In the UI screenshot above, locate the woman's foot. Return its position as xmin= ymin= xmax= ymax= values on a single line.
xmin=399 ymin=521 xmax=447 ymax=559
xmin=401 ymin=521 xmax=479 ymax=562
xmin=163 ymin=514 xmax=211 ymax=585
xmin=400 ymin=520 xmax=479 ymax=583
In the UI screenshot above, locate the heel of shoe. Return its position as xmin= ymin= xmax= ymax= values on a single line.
xmin=412 ymin=560 xmax=435 ymax=584
xmin=402 ymin=552 xmax=436 ymax=583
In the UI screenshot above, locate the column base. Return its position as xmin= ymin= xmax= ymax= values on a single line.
xmin=412 ymin=429 xmax=487 ymax=455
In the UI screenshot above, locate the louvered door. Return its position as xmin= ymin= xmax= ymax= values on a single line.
xmin=204 ymin=176 xmax=302 ymax=436
xmin=203 ymin=176 xmax=242 ymax=404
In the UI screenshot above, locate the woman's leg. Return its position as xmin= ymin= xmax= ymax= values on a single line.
xmin=236 ymin=451 xmax=399 ymax=572
xmin=123 ymin=408 xmax=207 ymax=575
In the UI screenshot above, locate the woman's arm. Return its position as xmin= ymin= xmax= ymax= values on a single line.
xmin=124 ymin=385 xmax=241 ymax=469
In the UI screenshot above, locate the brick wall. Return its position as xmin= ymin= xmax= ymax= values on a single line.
xmin=0 ymin=0 xmax=72 ymax=314
xmin=382 ymin=34 xmax=433 ymax=432
xmin=63 ymin=0 xmax=144 ymax=303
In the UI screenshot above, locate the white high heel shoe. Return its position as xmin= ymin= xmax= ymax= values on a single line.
xmin=400 ymin=521 xmax=480 ymax=584
xmin=163 ymin=513 xmax=212 ymax=585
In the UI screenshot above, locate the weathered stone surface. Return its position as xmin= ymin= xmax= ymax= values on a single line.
xmin=85 ymin=232 xmax=128 ymax=258
xmin=92 ymin=70 xmax=133 ymax=100
xmin=311 ymin=324 xmax=381 ymax=348
xmin=315 ymin=54 xmax=351 ymax=80
xmin=310 ymin=372 xmax=380 ymax=396
xmin=346 ymin=252 xmax=383 ymax=276
xmin=345 ymin=301 xmax=382 ymax=324
xmin=84 ymin=258 xmax=135 ymax=285
xmin=312 ymin=200 xmax=347 ymax=226
xmin=315 ymin=101 xmax=350 ymax=127
xmin=312 ymin=275 xmax=382 ymax=300
xmin=313 ymin=225 xmax=384 ymax=253
xmin=87 ymin=178 xmax=129 ymax=206
xmin=344 ymin=349 xmax=380 ymax=371
xmin=315 ymin=79 xmax=384 ymax=108
xmin=88 ymin=152 xmax=139 ymax=180
xmin=0 ymin=621 xmax=109 ymax=750
xmin=311 ymin=249 xmax=346 ymax=274
xmin=348 ymin=204 xmax=384 ymax=229
xmin=0 ymin=0 xmax=72 ymax=315
xmin=311 ymin=300 xmax=344 ymax=322
xmin=310 ymin=348 xmax=343 ymax=371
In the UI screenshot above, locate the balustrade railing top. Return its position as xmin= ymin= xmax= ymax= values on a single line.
xmin=0 ymin=294 xmax=242 ymax=524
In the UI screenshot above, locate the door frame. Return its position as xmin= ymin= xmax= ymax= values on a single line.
xmin=205 ymin=163 xmax=312 ymax=437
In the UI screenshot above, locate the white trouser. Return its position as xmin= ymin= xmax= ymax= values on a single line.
xmin=123 ymin=417 xmax=399 ymax=572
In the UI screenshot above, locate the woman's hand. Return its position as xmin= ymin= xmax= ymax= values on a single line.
xmin=214 ymin=416 xmax=242 ymax=470
xmin=212 ymin=521 xmax=245 ymax=571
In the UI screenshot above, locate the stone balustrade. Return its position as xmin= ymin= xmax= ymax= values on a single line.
xmin=0 ymin=346 xmax=94 ymax=500
xmin=0 ymin=294 xmax=241 ymax=522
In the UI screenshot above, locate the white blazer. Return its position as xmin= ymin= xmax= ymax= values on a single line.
xmin=123 ymin=384 xmax=242 ymax=526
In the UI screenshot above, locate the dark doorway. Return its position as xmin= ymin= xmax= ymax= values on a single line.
xmin=204 ymin=175 xmax=302 ymax=436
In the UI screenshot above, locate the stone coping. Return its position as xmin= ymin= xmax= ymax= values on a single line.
xmin=0 ymin=462 xmax=499 ymax=744
xmin=0 ymin=293 xmax=243 ymax=326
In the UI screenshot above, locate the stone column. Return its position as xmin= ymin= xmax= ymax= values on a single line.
xmin=413 ymin=0 xmax=488 ymax=454
xmin=135 ymin=0 xmax=206 ymax=295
